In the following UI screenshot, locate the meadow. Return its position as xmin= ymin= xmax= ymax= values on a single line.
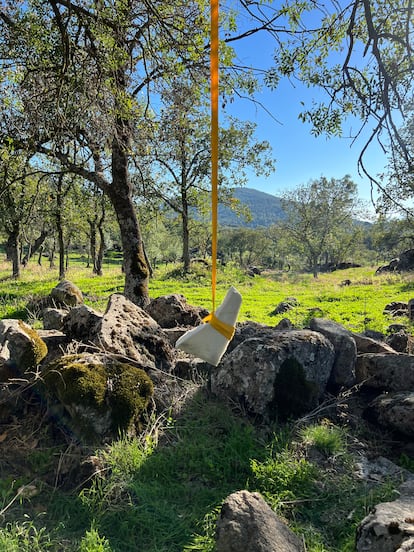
xmin=0 ymin=256 xmax=413 ymax=551
xmin=1 ymin=255 xmax=413 ymax=334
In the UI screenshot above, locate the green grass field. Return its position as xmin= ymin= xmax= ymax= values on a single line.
xmin=1 ymin=256 xmax=412 ymax=334
xmin=0 ymin=256 xmax=412 ymax=551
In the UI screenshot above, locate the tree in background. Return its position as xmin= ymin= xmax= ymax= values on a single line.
xmin=135 ymin=78 xmax=274 ymax=272
xmin=262 ymin=0 xmax=413 ymax=193
xmin=277 ymin=175 xmax=361 ymax=277
xmin=0 ymin=0 xmax=214 ymax=305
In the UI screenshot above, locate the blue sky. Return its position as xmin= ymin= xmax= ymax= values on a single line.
xmin=224 ymin=24 xmax=388 ymax=205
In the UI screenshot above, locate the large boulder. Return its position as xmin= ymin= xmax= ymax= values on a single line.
xmin=91 ymin=294 xmax=174 ymax=371
xmin=356 ymin=353 xmax=414 ymax=391
xmin=145 ymin=294 xmax=208 ymax=328
xmin=309 ymin=318 xmax=356 ymax=388
xmin=353 ymin=334 xmax=396 ymax=354
xmin=0 ymin=319 xmax=47 ymax=379
xmin=356 ymin=479 xmax=414 ymax=552
xmin=50 ymin=280 xmax=83 ymax=307
xmin=364 ymin=392 xmax=414 ymax=438
xmin=42 ymin=307 xmax=69 ymax=330
xmin=41 ymin=352 xmax=154 ymax=441
xmin=215 ymin=490 xmax=304 ymax=552
xmin=63 ymin=304 xmax=103 ymax=340
xmin=211 ymin=330 xmax=335 ymax=419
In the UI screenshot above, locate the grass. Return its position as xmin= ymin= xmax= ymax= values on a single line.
xmin=1 ymin=256 xmax=413 ymax=334
xmin=0 ymin=255 xmax=413 ymax=551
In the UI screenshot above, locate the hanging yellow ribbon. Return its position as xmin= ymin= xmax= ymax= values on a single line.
xmin=210 ymin=0 xmax=219 ymax=314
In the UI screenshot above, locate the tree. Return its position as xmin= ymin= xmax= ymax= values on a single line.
xmin=0 ymin=148 xmax=50 ymax=278
xmin=0 ymin=0 xmax=215 ymax=306
xmin=134 ymin=77 xmax=274 ymax=272
xmin=277 ymin=175 xmax=360 ymax=277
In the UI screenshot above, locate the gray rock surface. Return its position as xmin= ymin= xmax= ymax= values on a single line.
xmin=309 ymin=318 xmax=357 ymax=387
xmin=356 ymin=353 xmax=414 ymax=391
xmin=63 ymin=304 xmax=103 ymax=340
xmin=92 ymin=293 xmax=174 ymax=371
xmin=365 ymin=392 xmax=414 ymax=437
xmin=216 ymin=490 xmax=304 ymax=552
xmin=145 ymin=294 xmax=207 ymax=328
xmin=50 ymin=279 xmax=83 ymax=307
xmin=211 ymin=330 xmax=335 ymax=418
xmin=42 ymin=307 xmax=69 ymax=330
xmin=356 ymin=480 xmax=414 ymax=552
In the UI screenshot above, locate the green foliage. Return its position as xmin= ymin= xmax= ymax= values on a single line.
xmin=251 ymin=449 xmax=319 ymax=511
xmin=299 ymin=422 xmax=346 ymax=456
xmin=79 ymin=526 xmax=112 ymax=552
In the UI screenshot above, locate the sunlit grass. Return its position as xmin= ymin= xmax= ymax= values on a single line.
xmin=1 ymin=257 xmax=413 ymax=334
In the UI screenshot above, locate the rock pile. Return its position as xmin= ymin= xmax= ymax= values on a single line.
xmin=1 ymin=280 xmax=414 ymax=551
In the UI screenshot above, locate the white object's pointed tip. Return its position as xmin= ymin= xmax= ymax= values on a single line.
xmin=175 ymin=286 xmax=242 ymax=366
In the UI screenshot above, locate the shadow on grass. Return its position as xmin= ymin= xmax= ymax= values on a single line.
xmin=82 ymin=387 xmax=266 ymax=552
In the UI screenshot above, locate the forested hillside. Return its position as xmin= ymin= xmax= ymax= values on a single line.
xmin=219 ymin=187 xmax=285 ymax=227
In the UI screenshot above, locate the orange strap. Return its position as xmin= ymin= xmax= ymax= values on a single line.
xmin=210 ymin=0 xmax=219 ymax=312
xmin=203 ymin=312 xmax=235 ymax=341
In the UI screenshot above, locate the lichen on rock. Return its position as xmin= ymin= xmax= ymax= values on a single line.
xmin=42 ymin=353 xmax=153 ymax=441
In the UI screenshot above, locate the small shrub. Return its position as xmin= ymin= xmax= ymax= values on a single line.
xmin=79 ymin=526 xmax=112 ymax=552
xmin=299 ymin=422 xmax=346 ymax=456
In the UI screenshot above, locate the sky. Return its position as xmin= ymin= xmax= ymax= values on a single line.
xmin=224 ymin=20 xmax=389 ymax=206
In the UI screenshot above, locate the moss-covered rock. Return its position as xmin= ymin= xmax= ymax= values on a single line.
xmin=0 ymin=319 xmax=48 ymax=379
xmin=42 ymin=353 xmax=153 ymax=441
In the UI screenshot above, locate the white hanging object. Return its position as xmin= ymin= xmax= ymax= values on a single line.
xmin=175 ymin=286 xmax=242 ymax=366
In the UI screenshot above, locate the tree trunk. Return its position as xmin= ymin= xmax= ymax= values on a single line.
xmin=6 ymin=225 xmax=20 ymax=278
xmin=182 ymin=210 xmax=190 ymax=273
xmin=88 ymin=220 xmax=98 ymax=274
xmin=110 ymin=120 xmax=149 ymax=307
xmin=96 ymin=225 xmax=105 ymax=276
xmin=21 ymin=229 xmax=49 ymax=266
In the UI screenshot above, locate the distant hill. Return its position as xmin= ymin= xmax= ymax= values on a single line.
xmin=218 ymin=188 xmax=285 ymax=228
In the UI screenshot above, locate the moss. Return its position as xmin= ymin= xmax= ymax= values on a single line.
xmin=107 ymin=363 xmax=153 ymax=432
xmin=18 ymin=320 xmax=48 ymax=370
xmin=42 ymin=355 xmax=153 ymax=440
xmin=271 ymin=357 xmax=319 ymax=420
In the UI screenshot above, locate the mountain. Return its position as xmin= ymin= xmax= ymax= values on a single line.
xmin=218 ymin=187 xmax=285 ymax=228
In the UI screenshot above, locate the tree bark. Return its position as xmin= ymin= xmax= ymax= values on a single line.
xmin=21 ymin=229 xmax=49 ymax=266
xmin=6 ymin=225 xmax=20 ymax=278
xmin=110 ymin=120 xmax=149 ymax=306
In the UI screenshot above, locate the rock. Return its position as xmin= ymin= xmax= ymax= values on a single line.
xmin=269 ymin=297 xmax=298 ymax=316
xmin=215 ymin=490 xmax=304 ymax=552
xmin=309 ymin=318 xmax=357 ymax=388
xmin=145 ymin=294 xmax=208 ymax=328
xmin=274 ymin=318 xmax=294 ymax=330
xmin=386 ymin=330 xmax=412 ymax=354
xmin=63 ymin=304 xmax=103 ymax=340
xmin=42 ymin=307 xmax=69 ymax=330
xmin=41 ymin=352 xmax=154 ymax=441
xmin=353 ymin=334 xmax=396 ymax=354
xmin=227 ymin=321 xmax=278 ymax=354
xmin=364 ymin=392 xmax=414 ymax=438
xmin=383 ymin=302 xmax=408 ymax=316
xmin=0 ymin=319 xmax=48 ymax=378
xmin=211 ymin=330 xmax=335 ymax=419
xmin=50 ymin=280 xmax=83 ymax=307
xmin=91 ymin=294 xmax=174 ymax=371
xmin=354 ymin=455 xmax=414 ymax=484
xmin=356 ymin=480 xmax=414 ymax=552
xmin=37 ymin=330 xmax=69 ymax=365
xmin=363 ymin=329 xmax=386 ymax=341
xmin=356 ymin=353 xmax=414 ymax=391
